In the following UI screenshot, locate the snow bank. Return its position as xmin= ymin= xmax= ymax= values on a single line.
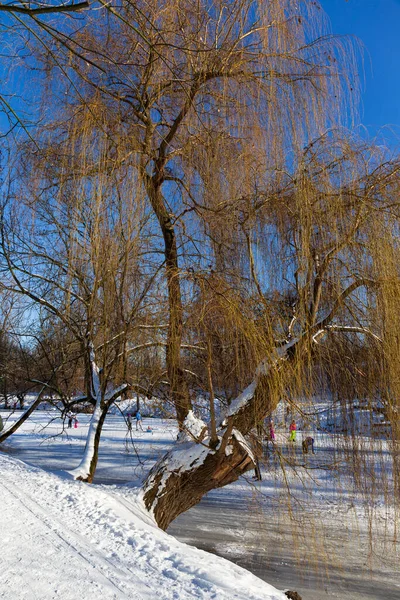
xmin=0 ymin=453 xmax=286 ymax=600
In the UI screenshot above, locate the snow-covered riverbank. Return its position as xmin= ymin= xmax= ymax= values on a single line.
xmin=0 ymin=450 xmax=285 ymax=600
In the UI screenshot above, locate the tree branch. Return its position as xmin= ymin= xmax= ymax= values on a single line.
xmin=317 ymin=278 xmax=379 ymax=330
xmin=0 ymin=1 xmax=89 ymax=15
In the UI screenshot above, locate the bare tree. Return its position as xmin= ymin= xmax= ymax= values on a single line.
xmin=0 ymin=109 xmax=159 ymax=478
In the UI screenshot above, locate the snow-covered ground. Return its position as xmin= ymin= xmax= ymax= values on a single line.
xmin=0 ymin=429 xmax=285 ymax=598
xmin=1 ymin=410 xmax=399 ymax=599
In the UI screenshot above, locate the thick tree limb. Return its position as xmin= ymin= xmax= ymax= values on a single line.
xmin=0 ymin=385 xmax=47 ymax=444
xmin=317 ymin=278 xmax=379 ymax=330
xmin=0 ymin=1 xmax=89 ymax=15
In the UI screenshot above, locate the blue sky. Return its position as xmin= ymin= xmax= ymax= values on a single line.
xmin=322 ymin=0 xmax=400 ymax=146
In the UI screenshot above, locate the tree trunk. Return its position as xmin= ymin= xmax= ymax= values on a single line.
xmin=68 ymin=382 xmax=129 ymax=482
xmin=142 ymin=342 xmax=296 ymax=529
xmin=142 ymin=430 xmax=254 ymax=530
xmin=145 ymin=176 xmax=191 ymax=426
xmin=142 ymin=330 xmax=358 ymax=529
xmin=69 ymin=398 xmax=109 ymax=482
xmin=68 ymin=342 xmax=129 ymax=482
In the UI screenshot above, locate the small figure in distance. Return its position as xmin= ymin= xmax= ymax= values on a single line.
xmin=135 ymin=410 xmax=144 ymax=431
xmin=146 ymin=425 xmax=152 ymax=433
xmin=269 ymin=420 xmax=276 ymax=442
xmin=264 ymin=419 xmax=276 ymax=454
xmin=302 ymin=436 xmax=315 ymax=454
xmin=127 ymin=413 xmax=132 ymax=431
xmin=74 ymin=415 xmax=79 ymax=429
xmin=289 ymin=419 xmax=297 ymax=443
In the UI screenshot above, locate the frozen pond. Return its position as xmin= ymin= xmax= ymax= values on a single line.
xmin=169 ymin=493 xmax=400 ymax=600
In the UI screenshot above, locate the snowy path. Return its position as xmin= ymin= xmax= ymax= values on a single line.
xmin=1 ymin=475 xmax=142 ymax=599
xmin=0 ymin=453 xmax=286 ymax=600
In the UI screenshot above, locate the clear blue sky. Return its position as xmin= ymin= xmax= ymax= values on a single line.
xmin=322 ymin=0 xmax=400 ymax=146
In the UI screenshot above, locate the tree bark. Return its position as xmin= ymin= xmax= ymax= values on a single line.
xmin=69 ymin=398 xmax=109 ymax=483
xmin=68 ymin=342 xmax=129 ymax=482
xmin=142 ymin=341 xmax=296 ymax=529
xmin=142 ymin=430 xmax=254 ymax=530
xmin=142 ymin=314 xmax=381 ymax=529
xmin=145 ymin=176 xmax=191 ymax=426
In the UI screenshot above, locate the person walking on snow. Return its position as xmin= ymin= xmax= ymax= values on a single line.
xmin=127 ymin=413 xmax=133 ymax=431
xmin=302 ymin=436 xmax=315 ymax=454
xmin=289 ymin=419 xmax=296 ymax=442
xmin=135 ymin=410 xmax=143 ymax=431
xmin=269 ymin=420 xmax=276 ymax=442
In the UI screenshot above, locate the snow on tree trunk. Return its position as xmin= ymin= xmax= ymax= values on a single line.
xmin=68 ymin=397 xmax=107 ymax=482
xmin=142 ymin=426 xmax=254 ymax=530
xmin=68 ymin=383 xmax=129 ymax=482
xmin=142 ymin=343 xmax=298 ymax=529
xmin=142 ymin=323 xmax=385 ymax=529
xmin=68 ymin=343 xmax=128 ymax=483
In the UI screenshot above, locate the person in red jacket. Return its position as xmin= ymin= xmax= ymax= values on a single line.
xmin=289 ymin=419 xmax=296 ymax=442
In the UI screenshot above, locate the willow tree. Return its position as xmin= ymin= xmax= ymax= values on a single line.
xmin=0 ymin=103 xmax=163 ymax=477
xmin=2 ymin=0 xmax=400 ymax=530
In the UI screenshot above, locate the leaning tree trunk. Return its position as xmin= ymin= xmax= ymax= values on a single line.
xmin=0 ymin=386 xmax=47 ymax=444
xmin=142 ymin=341 xmax=294 ymax=529
xmin=142 ymin=425 xmax=254 ymax=530
xmin=142 ymin=320 xmax=377 ymax=529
